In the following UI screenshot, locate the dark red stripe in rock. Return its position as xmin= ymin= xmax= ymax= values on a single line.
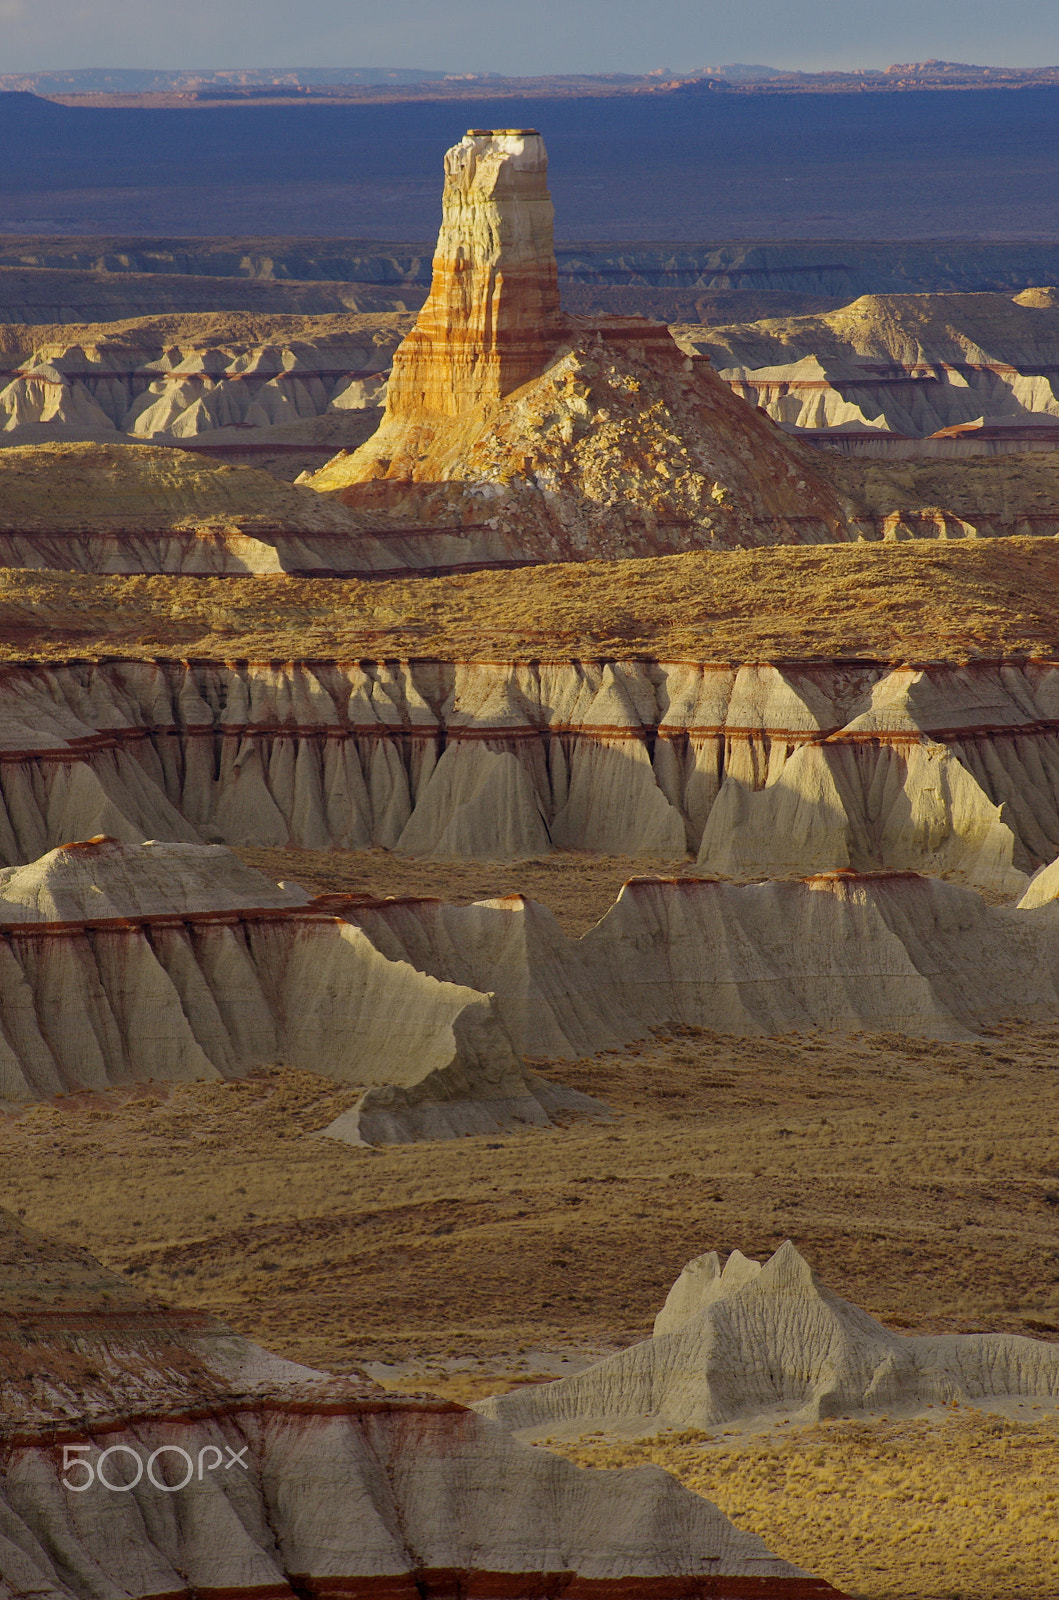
xmin=295 ymin=1577 xmax=850 ymax=1600
xmin=6 ymin=1392 xmax=468 ymax=1450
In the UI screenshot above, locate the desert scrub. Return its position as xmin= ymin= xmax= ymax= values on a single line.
xmin=5 ymin=538 xmax=1059 ymax=663
xmin=559 ymin=1409 xmax=1059 ymax=1600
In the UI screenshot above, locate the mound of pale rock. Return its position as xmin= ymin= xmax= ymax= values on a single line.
xmin=306 ymin=131 xmax=849 ymax=557
xmin=0 ymin=1211 xmax=842 ymax=1599
xmin=0 ymin=837 xmax=602 ymax=1143
xmin=0 ymin=835 xmax=310 ymax=920
xmin=476 ymin=1240 xmax=1059 ymax=1436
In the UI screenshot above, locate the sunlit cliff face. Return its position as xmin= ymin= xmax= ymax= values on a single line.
xmin=384 ymin=129 xmax=567 ymax=419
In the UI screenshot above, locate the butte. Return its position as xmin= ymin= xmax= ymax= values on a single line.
xmin=305 ymin=129 xmax=850 ymax=559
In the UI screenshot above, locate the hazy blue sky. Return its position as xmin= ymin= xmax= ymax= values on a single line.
xmin=2 ymin=0 xmax=1059 ymax=76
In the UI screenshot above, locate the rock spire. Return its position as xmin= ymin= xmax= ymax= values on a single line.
xmin=386 ymin=129 xmax=567 ymax=418
xmin=307 ymin=128 xmax=851 ymax=556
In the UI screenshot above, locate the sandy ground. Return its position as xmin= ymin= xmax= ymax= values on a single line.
xmin=4 ymin=1025 xmax=1057 ymax=1367
xmin=2 ymin=1019 xmax=1058 ymax=1597
xmin=233 ymin=845 xmax=693 ymax=934
xmin=561 ymin=1410 xmax=1059 ymax=1600
xmin=7 ymin=538 xmax=1059 ymax=663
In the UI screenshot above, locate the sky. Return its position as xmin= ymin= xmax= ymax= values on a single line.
xmin=1 ymin=0 xmax=1059 ymax=77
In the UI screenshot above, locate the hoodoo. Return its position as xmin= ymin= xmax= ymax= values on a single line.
xmin=306 ymin=131 xmax=850 ymax=557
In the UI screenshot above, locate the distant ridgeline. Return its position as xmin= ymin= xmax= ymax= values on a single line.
xmin=8 ymin=237 xmax=1059 ymax=293
xmin=5 ymin=61 xmax=1059 ymax=97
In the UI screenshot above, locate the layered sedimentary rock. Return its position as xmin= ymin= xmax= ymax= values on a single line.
xmin=1 ymin=657 xmax=1058 ymax=887
xmin=476 ymin=1240 xmax=1059 ymax=1436
xmin=683 ymin=291 xmax=1059 ymax=440
xmin=8 ymin=838 xmax=1059 ymax=1126
xmin=306 ymin=132 xmax=850 ymax=557
xmin=343 ymin=893 xmax=643 ymax=1058
xmin=0 ymin=836 xmax=601 ymax=1142
xmin=384 ymin=130 xmax=567 ymax=415
xmin=0 ymin=441 xmax=533 ymax=575
xmin=346 ymin=871 xmax=1059 ymax=1049
xmin=825 ymin=449 xmax=1059 ymax=541
xmin=0 ymin=1211 xmax=838 ymax=1599
xmin=0 ymin=315 xmax=406 ymax=441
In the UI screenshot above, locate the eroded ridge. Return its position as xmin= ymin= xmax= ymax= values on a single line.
xmin=6 ymin=840 xmax=1059 ymax=1128
xmin=0 ymin=1210 xmax=843 ymax=1599
xmin=0 ymin=836 xmax=602 ymax=1143
xmin=476 ymin=1241 xmax=1059 ymax=1436
xmin=0 ymin=657 xmax=1058 ymax=887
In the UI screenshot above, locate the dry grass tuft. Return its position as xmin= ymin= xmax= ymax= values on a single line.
xmin=561 ymin=1411 xmax=1059 ymax=1600
xmin=4 ymin=538 xmax=1059 ymax=662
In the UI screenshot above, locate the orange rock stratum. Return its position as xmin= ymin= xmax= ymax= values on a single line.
xmin=306 ymin=130 xmax=850 ymax=559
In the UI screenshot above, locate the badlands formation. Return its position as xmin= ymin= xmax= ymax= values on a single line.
xmin=305 ymin=131 xmax=850 ymax=557
xmin=0 ymin=633 xmax=1055 ymax=888
xmin=478 ymin=1240 xmax=1059 ymax=1435
xmin=0 ymin=1212 xmax=836 ymax=1600
xmin=3 ymin=832 xmax=1059 ymax=1126
xmin=0 ymin=835 xmax=602 ymax=1142
xmin=688 ymin=288 xmax=1059 ymax=443
xmin=6 ymin=130 xmax=1059 ymax=1600
xmin=0 ymin=312 xmax=404 ymax=444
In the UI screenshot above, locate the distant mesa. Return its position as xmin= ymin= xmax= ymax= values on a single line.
xmin=476 ymin=1239 xmax=1059 ymax=1436
xmin=305 ymin=129 xmax=851 ymax=558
